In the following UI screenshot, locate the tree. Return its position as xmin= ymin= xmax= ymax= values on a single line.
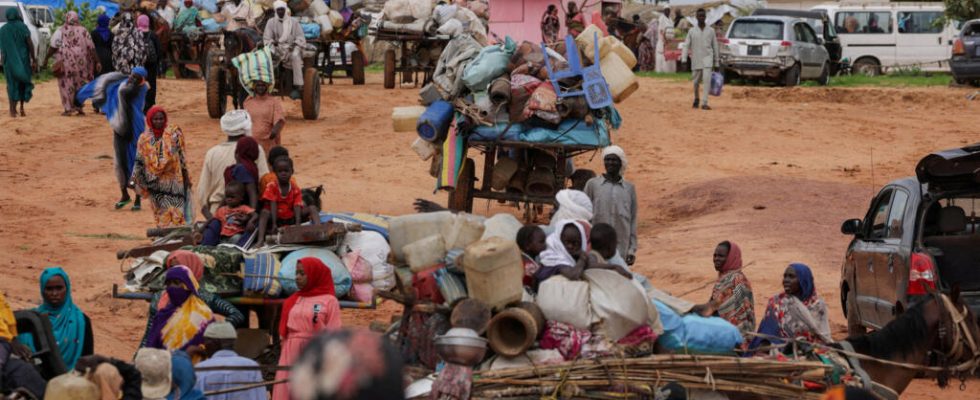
xmin=53 ymin=0 xmax=102 ymax=32
xmin=945 ymin=0 xmax=980 ymax=22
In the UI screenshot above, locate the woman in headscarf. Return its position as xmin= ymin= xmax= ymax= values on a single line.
xmin=550 ymin=189 xmax=593 ymax=231
xmin=137 ymin=14 xmax=162 ymax=112
xmin=535 ymin=219 xmax=592 ymax=284
xmin=541 ymin=5 xmax=560 ymax=45
xmin=0 ymin=7 xmax=36 ymax=117
xmin=751 ymin=263 xmax=831 ymax=349
xmin=563 ymin=1 xmax=586 ymax=38
xmin=272 ymin=257 xmax=342 ymax=400
xmin=91 ymin=14 xmax=114 ymax=73
xmin=144 ymin=266 xmax=215 ymax=361
xmin=43 ymin=11 xmax=99 ymax=116
xmin=76 ymin=67 xmax=149 ymax=210
xmin=637 ymin=18 xmax=658 ymax=71
xmin=223 ymin=136 xmax=261 ymax=210
xmin=139 ymin=252 xmax=245 ymax=348
xmin=132 ymin=106 xmax=191 ymax=228
xmin=112 ymin=13 xmax=147 ymax=75
xmin=22 ymin=268 xmax=93 ymax=370
xmin=289 ymin=329 xmax=404 ymax=400
xmin=691 ymin=241 xmax=755 ymax=335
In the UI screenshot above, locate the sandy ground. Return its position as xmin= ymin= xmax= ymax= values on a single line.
xmin=1 ymin=72 xmax=978 ymax=398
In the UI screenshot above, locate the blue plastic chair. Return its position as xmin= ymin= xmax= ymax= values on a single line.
xmin=541 ymin=32 xmax=613 ymax=110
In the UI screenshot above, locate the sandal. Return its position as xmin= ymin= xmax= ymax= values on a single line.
xmin=132 ymin=204 xmax=142 ymax=211
xmin=114 ymin=199 xmax=131 ymax=209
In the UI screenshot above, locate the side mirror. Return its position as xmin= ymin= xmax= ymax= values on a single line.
xmin=817 ymin=37 xmax=825 ymax=45
xmin=841 ymin=219 xmax=862 ymax=235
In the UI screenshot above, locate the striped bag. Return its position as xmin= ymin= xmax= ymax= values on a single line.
xmin=231 ymin=47 xmax=275 ymax=95
xmin=242 ymin=251 xmax=282 ymax=297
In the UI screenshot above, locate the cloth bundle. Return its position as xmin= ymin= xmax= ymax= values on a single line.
xmin=231 ymin=47 xmax=275 ymax=95
xmin=488 ymin=78 xmax=511 ymax=106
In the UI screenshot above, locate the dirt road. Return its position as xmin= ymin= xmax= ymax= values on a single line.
xmin=1 ymin=73 xmax=977 ymax=398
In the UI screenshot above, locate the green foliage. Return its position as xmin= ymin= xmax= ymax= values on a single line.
xmin=944 ymin=0 xmax=980 ymax=23
xmin=53 ymin=0 xmax=103 ymax=32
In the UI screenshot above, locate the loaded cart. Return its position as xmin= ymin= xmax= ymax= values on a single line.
xmin=373 ymin=29 xmax=449 ymax=90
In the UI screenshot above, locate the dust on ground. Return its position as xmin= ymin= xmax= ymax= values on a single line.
xmin=0 ymin=73 xmax=977 ymax=399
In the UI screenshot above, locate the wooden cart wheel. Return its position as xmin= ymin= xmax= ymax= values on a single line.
xmin=448 ymin=158 xmax=475 ymax=213
xmin=302 ymin=67 xmax=321 ymax=120
xmin=352 ymin=50 xmax=365 ymax=85
xmin=206 ymin=66 xmax=226 ymax=119
xmin=383 ymin=49 xmax=396 ymax=89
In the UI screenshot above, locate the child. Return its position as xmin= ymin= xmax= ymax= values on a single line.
xmin=516 ymin=225 xmax=546 ymax=289
xmin=259 ymin=145 xmax=295 ymax=193
xmin=256 ymin=157 xmax=320 ymax=246
xmin=200 ymin=181 xmax=257 ymax=246
xmin=590 ymin=223 xmax=650 ymax=289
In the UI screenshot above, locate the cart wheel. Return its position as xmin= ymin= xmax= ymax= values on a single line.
xmin=302 ymin=67 xmax=321 ymax=120
xmin=383 ymin=49 xmax=396 ymax=89
xmin=204 ymin=49 xmax=222 ymax=82
xmin=448 ymin=158 xmax=475 ymax=213
xmin=352 ymin=50 xmax=365 ymax=85
xmin=206 ymin=66 xmax=227 ymax=119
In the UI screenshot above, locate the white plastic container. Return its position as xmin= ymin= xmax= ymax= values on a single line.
xmin=411 ymin=137 xmax=437 ymax=161
xmin=601 ymin=36 xmax=637 ymax=69
xmin=600 ymin=52 xmax=639 ymax=103
xmin=480 ymin=213 xmax=522 ymax=241
xmin=392 ymin=106 xmax=427 ymax=132
xmin=442 ymin=213 xmax=485 ymax=250
xmin=463 ymin=237 xmax=524 ymax=310
xmin=575 ymin=25 xmax=610 ymax=63
xmin=404 ymin=234 xmax=447 ymax=272
xmin=309 ymin=0 xmax=329 ymax=16
xmin=389 ymin=211 xmax=454 ymax=261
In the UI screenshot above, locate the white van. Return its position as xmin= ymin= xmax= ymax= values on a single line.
xmin=811 ymin=2 xmax=957 ymax=74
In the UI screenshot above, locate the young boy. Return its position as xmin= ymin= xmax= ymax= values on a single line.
xmin=516 ymin=225 xmax=547 ymax=289
xmin=200 ymin=181 xmax=257 ymax=246
xmin=256 ymin=157 xmax=320 ymax=246
xmin=590 ymin=223 xmax=650 ymax=289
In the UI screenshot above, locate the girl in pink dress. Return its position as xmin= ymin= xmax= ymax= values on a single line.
xmin=272 ymin=257 xmax=342 ymax=400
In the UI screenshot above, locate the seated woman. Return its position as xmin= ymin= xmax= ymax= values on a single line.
xmin=690 ymin=241 xmax=755 ymax=335
xmin=140 ymin=251 xmax=244 ymax=348
xmin=1 ymin=292 xmax=46 ymax=399
xmin=751 ymin=263 xmax=831 ymax=349
xmin=144 ymin=266 xmax=215 ymax=363
xmin=20 ymin=267 xmax=93 ymax=370
xmin=223 ymin=136 xmax=261 ymax=211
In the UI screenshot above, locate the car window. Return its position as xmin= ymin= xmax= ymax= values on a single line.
xmin=800 ymin=23 xmax=818 ymax=43
xmin=836 ymin=11 xmax=892 ymax=34
xmin=729 ymin=20 xmax=784 ymax=40
xmin=898 ymin=12 xmax=943 ymax=34
xmin=964 ymin=22 xmax=980 ymax=37
xmin=868 ymin=189 xmax=894 ymax=239
xmin=886 ymin=190 xmax=909 ymax=239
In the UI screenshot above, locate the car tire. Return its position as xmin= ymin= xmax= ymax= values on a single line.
xmin=782 ymin=63 xmax=801 ymax=87
xmin=852 ymin=58 xmax=880 ymax=76
xmin=846 ymin=289 xmax=866 ymax=336
xmin=817 ymin=62 xmax=830 ymax=86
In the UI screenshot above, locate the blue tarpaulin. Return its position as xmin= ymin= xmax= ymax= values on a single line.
xmin=18 ymin=0 xmax=120 ymax=16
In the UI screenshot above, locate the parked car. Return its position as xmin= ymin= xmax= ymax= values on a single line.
xmin=840 ymin=143 xmax=980 ymax=335
xmin=951 ymin=19 xmax=980 ymax=86
xmin=0 ymin=1 xmax=50 ymax=69
xmin=752 ymin=8 xmax=842 ymax=74
xmin=719 ymin=16 xmax=831 ymax=86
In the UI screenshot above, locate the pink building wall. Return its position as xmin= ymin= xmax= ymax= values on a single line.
xmin=488 ymin=0 xmax=599 ymax=43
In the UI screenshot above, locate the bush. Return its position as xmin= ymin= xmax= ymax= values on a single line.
xmin=53 ymin=0 xmax=103 ymax=32
xmin=944 ymin=0 xmax=980 ymax=23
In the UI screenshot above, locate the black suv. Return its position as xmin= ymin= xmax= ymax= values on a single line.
xmin=840 ymin=143 xmax=980 ymax=334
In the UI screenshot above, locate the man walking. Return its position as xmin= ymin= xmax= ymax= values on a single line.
xmin=654 ymin=7 xmax=673 ymax=73
xmin=583 ymin=145 xmax=637 ymax=265
xmin=193 ymin=322 xmax=265 ymax=400
xmin=681 ymin=8 xmax=719 ymax=110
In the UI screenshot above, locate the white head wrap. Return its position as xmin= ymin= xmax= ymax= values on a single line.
xmin=273 ymin=0 xmax=288 ymax=10
xmin=601 ymin=145 xmax=627 ymax=173
xmin=551 ymin=189 xmax=593 ymax=227
xmin=538 ymin=219 xmax=589 ymax=268
xmin=220 ymin=109 xmax=252 ymax=137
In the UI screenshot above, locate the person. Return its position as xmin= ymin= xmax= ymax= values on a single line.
xmin=264 ymin=1 xmax=305 ymax=99
xmin=216 ymin=0 xmax=255 ymax=31
xmin=272 ymin=257 xmax=343 ymax=400
xmin=535 ymin=219 xmax=592 ymax=283
xmin=44 ymin=11 xmax=100 ymax=116
xmin=192 ymin=322 xmax=264 ymax=399
xmin=550 ymin=189 xmax=593 ymax=230
xmin=137 ymin=15 xmax=162 ymax=112
xmin=174 ymin=0 xmax=202 ymax=34
xmin=568 ymin=169 xmax=595 ymax=192
xmin=689 ymin=241 xmax=755 ymax=335
xmin=681 ymin=8 xmax=719 ymax=110
xmin=259 ymin=145 xmax=293 ymax=191
xmin=44 ymin=372 xmax=101 ymax=400
xmin=584 ymin=146 xmax=637 ymax=266
xmin=197 ymin=110 xmax=269 ymax=219
xmin=243 ymin=80 xmax=286 ymax=153
xmin=0 ymin=7 xmax=37 ymax=118
xmin=166 ymin=350 xmax=206 ymax=400
xmin=76 ymin=68 xmax=149 ymax=210
xmin=74 ymin=354 xmax=144 ymax=400
xmin=91 ymin=14 xmax=115 ymax=80
xmin=112 ymin=13 xmax=147 ymax=75
xmin=638 ymin=17 xmax=657 ymax=71
xmin=221 ymin=136 xmax=262 ymax=211
xmin=199 ymin=181 xmax=257 ymax=246
xmin=516 ymin=225 xmax=546 ymax=288
xmin=563 ymin=1 xmax=586 ymax=38
xmin=541 ymin=4 xmax=560 ymax=45
xmin=624 ymin=15 xmax=645 ymax=57
xmin=1 ymin=291 xmax=47 ymax=399
xmin=865 ymin=13 xmax=884 ymax=33
xmin=20 ymin=268 xmax=93 ymax=371
xmin=655 ymin=8 xmax=673 ymax=73
xmin=256 ymin=157 xmax=320 ymax=246
xmin=156 ymin=0 xmax=176 ymax=26
xmin=131 ymin=106 xmax=192 ymax=228
xmin=752 ymin=263 xmax=831 ymax=348
xmin=289 ymin=329 xmax=405 ymax=400
xmin=144 ymin=266 xmax=215 ymax=360
xmin=134 ymin=348 xmax=172 ymax=399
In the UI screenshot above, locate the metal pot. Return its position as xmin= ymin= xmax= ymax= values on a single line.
xmin=434 ymin=328 xmax=488 ymax=366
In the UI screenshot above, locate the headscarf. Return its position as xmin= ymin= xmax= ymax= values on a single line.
xmin=223 ymin=136 xmax=260 ymax=183
xmin=94 ymin=14 xmax=111 ymax=42
xmin=789 ymin=262 xmax=815 ymax=301
xmin=220 ymin=109 xmax=252 ymax=137
xmin=146 ymin=105 xmax=168 ymax=137
xmin=91 ymin=363 xmax=124 ymax=400
xmin=718 ymin=241 xmax=742 ymax=275
xmin=146 ymin=266 xmax=215 ymax=352
xmin=34 ymin=267 xmax=87 ymax=370
xmin=66 ymin=11 xmax=80 ymax=25
xmin=289 ymin=329 xmax=405 ymax=400
xmin=551 ymin=189 xmax=593 ymax=225
xmin=601 ymin=145 xmax=628 ymax=174
xmin=539 ymin=220 xmax=590 ymax=268
xmin=137 ymin=14 xmax=151 ymax=32
xmin=156 ymin=251 xmax=205 ymax=310
xmin=0 ymin=291 xmax=17 ymax=341
xmin=750 ymin=262 xmax=827 ymax=348
xmin=279 ymin=258 xmax=336 ymax=339
xmin=0 ymin=8 xmax=34 ymax=101
xmin=272 ymin=0 xmax=294 ymax=43
xmin=167 ymin=351 xmax=206 ymax=400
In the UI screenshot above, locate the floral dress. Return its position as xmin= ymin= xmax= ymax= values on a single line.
xmin=132 ymin=127 xmax=189 ymax=227
xmin=52 ymin=16 xmax=95 ymax=112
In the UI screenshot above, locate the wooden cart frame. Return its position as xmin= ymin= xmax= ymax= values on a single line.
xmin=372 ymin=31 xmax=448 ymax=89
xmin=169 ymin=32 xmax=222 ymax=79
xmin=311 ymin=38 xmax=366 ymax=85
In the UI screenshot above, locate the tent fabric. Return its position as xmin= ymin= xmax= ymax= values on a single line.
xmin=19 ymin=0 xmax=119 ymax=17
